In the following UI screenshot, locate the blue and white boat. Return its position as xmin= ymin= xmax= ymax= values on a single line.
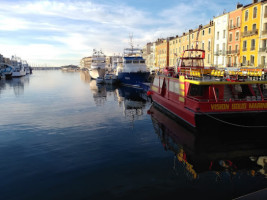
xmin=116 ymin=46 xmax=150 ymax=87
xmin=0 ymin=63 xmax=14 ymax=79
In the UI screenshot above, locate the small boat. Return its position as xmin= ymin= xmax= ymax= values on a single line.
xmin=148 ymin=48 xmax=267 ymax=134
xmin=96 ymin=76 xmax=104 ymax=84
xmin=104 ymin=73 xmax=117 ymax=84
xmin=11 ymin=56 xmax=26 ymax=77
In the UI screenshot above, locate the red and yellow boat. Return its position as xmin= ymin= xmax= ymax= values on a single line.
xmin=148 ymin=49 xmax=267 ymax=134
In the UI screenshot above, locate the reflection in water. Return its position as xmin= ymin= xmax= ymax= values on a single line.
xmin=89 ymin=80 xmax=107 ymax=106
xmin=80 ymin=71 xmax=91 ymax=83
xmin=149 ymin=105 xmax=267 ymax=180
xmin=116 ymin=86 xmax=149 ymax=122
xmin=0 ymin=75 xmax=30 ymax=96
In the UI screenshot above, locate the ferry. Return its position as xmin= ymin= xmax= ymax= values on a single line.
xmin=116 ymin=44 xmax=150 ymax=87
xmin=148 ymin=49 xmax=267 ymax=134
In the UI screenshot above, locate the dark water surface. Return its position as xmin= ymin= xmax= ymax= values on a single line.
xmin=0 ymin=70 xmax=266 ymax=200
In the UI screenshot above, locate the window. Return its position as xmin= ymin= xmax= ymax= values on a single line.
xmin=252 ymin=24 xmax=256 ymax=30
xmin=229 ymin=45 xmax=232 ymax=52
xmin=230 ymin=19 xmax=233 ymax=28
xmin=217 ymin=31 xmax=219 ymax=40
xmin=235 ymin=44 xmax=239 ymax=53
xmin=245 ymin=10 xmax=248 ymax=21
xmin=223 ymin=30 xmax=226 ymax=38
xmin=192 ymin=33 xmax=194 ymax=39
xmin=243 ymin=40 xmax=247 ymax=50
xmin=187 ymin=45 xmax=189 ymax=50
xmin=229 ymin=33 xmax=232 ymax=42
xmin=265 ymin=6 xmax=267 ymax=17
xmin=253 ymin=7 xmax=257 ymax=18
xmin=251 ymin=39 xmax=255 ymax=50
xmin=208 ymin=54 xmax=210 ymax=63
xmin=264 ymin=23 xmax=267 ymax=31
xmin=250 ymin=55 xmax=255 ymax=65
xmin=208 ymin=41 xmax=211 ymax=51
xmin=235 ymin=31 xmax=239 ymax=41
xmin=216 ymin=44 xmax=219 ymax=52
xmin=244 ymin=26 xmax=248 ymax=32
xmin=237 ymin=17 xmax=240 ymax=27
xmin=209 ymin=28 xmax=211 ymax=34
xmin=242 ymin=56 xmax=246 ymax=65
xmin=202 ymin=30 xmax=205 ymax=36
xmin=202 ymin=42 xmax=204 ymax=50
xmin=223 ymin=43 xmax=226 ymax=53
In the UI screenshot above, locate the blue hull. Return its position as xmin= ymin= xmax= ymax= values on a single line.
xmin=118 ymin=72 xmax=150 ymax=87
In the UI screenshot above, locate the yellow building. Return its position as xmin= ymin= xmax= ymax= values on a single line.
xmin=198 ymin=22 xmax=215 ymax=67
xmin=169 ymin=36 xmax=179 ymax=67
xmin=155 ymin=38 xmax=169 ymax=70
xmin=240 ymin=1 xmax=261 ymax=67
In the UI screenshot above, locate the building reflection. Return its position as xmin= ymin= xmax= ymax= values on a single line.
xmin=0 ymin=75 xmax=30 ymax=96
xmin=80 ymin=71 xmax=91 ymax=83
xmin=149 ymin=105 xmax=267 ymax=180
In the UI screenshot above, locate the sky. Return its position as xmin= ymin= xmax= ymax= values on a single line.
xmin=0 ymin=0 xmax=252 ymax=67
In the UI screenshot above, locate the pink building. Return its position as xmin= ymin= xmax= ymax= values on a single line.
xmin=227 ymin=3 xmax=243 ymax=67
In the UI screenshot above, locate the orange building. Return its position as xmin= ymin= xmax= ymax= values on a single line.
xmin=227 ymin=4 xmax=243 ymax=67
xmin=155 ymin=38 xmax=170 ymax=69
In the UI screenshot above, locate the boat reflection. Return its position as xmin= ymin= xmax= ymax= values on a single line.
xmin=149 ymin=105 xmax=267 ymax=180
xmin=89 ymin=80 xmax=107 ymax=106
xmin=116 ymin=86 xmax=149 ymax=121
xmin=0 ymin=75 xmax=30 ymax=96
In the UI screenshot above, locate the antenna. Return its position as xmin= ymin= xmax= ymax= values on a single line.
xmin=129 ymin=33 xmax=134 ymax=49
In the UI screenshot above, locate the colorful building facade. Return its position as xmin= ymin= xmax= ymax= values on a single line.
xmin=227 ymin=4 xmax=243 ymax=67
xmin=259 ymin=1 xmax=267 ymax=67
xmin=240 ymin=1 xmax=261 ymax=67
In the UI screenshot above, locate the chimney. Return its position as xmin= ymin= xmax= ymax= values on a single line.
xmin=236 ymin=3 xmax=243 ymax=9
xmin=253 ymin=0 xmax=258 ymax=3
xmin=199 ymin=24 xmax=203 ymax=29
xmin=189 ymin=29 xmax=193 ymax=33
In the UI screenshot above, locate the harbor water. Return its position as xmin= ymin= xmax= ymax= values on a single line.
xmin=0 ymin=70 xmax=266 ymax=200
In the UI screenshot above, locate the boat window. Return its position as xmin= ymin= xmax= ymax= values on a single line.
xmin=169 ymin=81 xmax=180 ymax=93
xmin=192 ymin=59 xmax=202 ymax=67
xmin=126 ymin=60 xmax=132 ymax=64
xmin=140 ymin=60 xmax=145 ymax=63
xmin=181 ymin=59 xmax=192 ymax=67
xmin=153 ymin=77 xmax=159 ymax=86
xmin=188 ymin=85 xmax=206 ymax=96
xmin=133 ymin=60 xmax=139 ymax=64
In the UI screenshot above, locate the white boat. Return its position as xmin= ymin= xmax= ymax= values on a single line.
xmin=104 ymin=73 xmax=117 ymax=84
xmin=96 ymin=76 xmax=104 ymax=84
xmin=11 ymin=56 xmax=26 ymax=77
xmin=89 ymin=49 xmax=106 ymax=79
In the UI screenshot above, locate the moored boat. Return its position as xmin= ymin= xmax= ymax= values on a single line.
xmin=104 ymin=73 xmax=117 ymax=84
xmin=148 ymin=49 xmax=267 ymax=134
xmin=116 ymin=42 xmax=150 ymax=87
xmin=0 ymin=63 xmax=13 ymax=79
xmin=96 ymin=76 xmax=104 ymax=84
xmin=89 ymin=49 xmax=106 ymax=79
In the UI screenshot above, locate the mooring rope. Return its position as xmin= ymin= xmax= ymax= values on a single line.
xmin=199 ymin=111 xmax=267 ymax=128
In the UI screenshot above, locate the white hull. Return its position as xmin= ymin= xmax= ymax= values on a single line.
xmin=89 ymin=68 xmax=105 ymax=79
xmin=12 ymin=70 xmax=26 ymax=77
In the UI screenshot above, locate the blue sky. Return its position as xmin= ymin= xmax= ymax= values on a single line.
xmin=0 ymin=0 xmax=251 ymax=67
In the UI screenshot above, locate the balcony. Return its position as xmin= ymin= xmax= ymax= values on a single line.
xmin=242 ymin=29 xmax=258 ymax=37
xmin=259 ymin=47 xmax=267 ymax=52
xmin=262 ymin=30 xmax=267 ymax=35
xmin=265 ymin=13 xmax=267 ymax=18
xmin=250 ymin=46 xmax=256 ymax=51
xmin=227 ymin=49 xmax=239 ymax=54
xmin=214 ymin=50 xmax=226 ymax=56
xmin=242 ymin=48 xmax=247 ymax=51
xmin=229 ymin=24 xmax=241 ymax=30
